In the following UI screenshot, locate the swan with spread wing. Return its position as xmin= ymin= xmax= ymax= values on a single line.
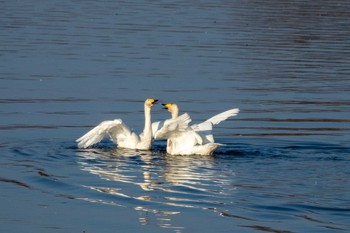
xmin=76 ymin=98 xmax=158 ymax=150
xmin=154 ymin=103 xmax=239 ymax=155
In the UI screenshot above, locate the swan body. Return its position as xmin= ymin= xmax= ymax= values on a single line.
xmin=76 ymin=98 xmax=158 ymax=150
xmin=155 ymin=103 xmax=239 ymax=155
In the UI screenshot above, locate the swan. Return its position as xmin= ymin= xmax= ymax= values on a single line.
xmin=154 ymin=103 xmax=239 ymax=155
xmin=76 ymin=98 xmax=158 ymax=150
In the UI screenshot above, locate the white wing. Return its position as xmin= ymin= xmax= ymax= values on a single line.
xmin=152 ymin=121 xmax=164 ymax=138
xmin=191 ymin=121 xmax=213 ymax=133
xmin=76 ymin=119 xmax=132 ymax=148
xmin=205 ymin=108 xmax=240 ymax=125
xmin=191 ymin=109 xmax=239 ymax=132
xmin=154 ymin=113 xmax=192 ymax=140
xmin=191 ymin=108 xmax=240 ymax=143
xmin=191 ymin=121 xmax=214 ymax=143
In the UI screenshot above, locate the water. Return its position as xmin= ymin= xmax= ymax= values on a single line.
xmin=1 ymin=0 xmax=350 ymax=232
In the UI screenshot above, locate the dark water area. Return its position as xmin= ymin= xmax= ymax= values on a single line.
xmin=1 ymin=1 xmax=349 ymax=232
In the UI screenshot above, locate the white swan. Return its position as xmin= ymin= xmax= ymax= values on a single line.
xmin=76 ymin=98 xmax=158 ymax=150
xmin=154 ymin=103 xmax=239 ymax=155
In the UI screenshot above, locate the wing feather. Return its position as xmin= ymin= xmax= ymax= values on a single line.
xmin=191 ymin=121 xmax=213 ymax=132
xmin=76 ymin=119 xmax=132 ymax=148
xmin=190 ymin=108 xmax=239 ymax=144
xmin=152 ymin=121 xmax=163 ymax=138
xmin=154 ymin=113 xmax=191 ymax=139
xmin=205 ymin=108 xmax=239 ymax=125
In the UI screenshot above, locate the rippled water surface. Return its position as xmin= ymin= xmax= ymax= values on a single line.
xmin=1 ymin=1 xmax=350 ymax=232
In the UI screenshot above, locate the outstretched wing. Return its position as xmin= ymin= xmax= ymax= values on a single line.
xmin=154 ymin=113 xmax=192 ymax=140
xmin=191 ymin=108 xmax=240 ymax=143
xmin=76 ymin=119 xmax=132 ymax=148
xmin=205 ymin=108 xmax=240 ymax=125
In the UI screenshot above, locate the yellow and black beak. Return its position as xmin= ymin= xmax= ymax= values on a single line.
xmin=162 ymin=103 xmax=172 ymax=110
xmin=151 ymin=99 xmax=158 ymax=104
xmin=147 ymin=98 xmax=158 ymax=107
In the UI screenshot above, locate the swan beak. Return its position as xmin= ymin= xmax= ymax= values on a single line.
xmin=151 ymin=99 xmax=158 ymax=105
xmin=162 ymin=103 xmax=172 ymax=110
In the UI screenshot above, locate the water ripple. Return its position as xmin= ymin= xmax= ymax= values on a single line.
xmin=76 ymin=148 xmax=235 ymax=211
xmin=0 ymin=97 xmax=90 ymax=104
xmin=1 ymin=0 xmax=350 ymax=232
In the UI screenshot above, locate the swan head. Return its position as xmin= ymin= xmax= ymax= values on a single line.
xmin=162 ymin=103 xmax=179 ymax=115
xmin=145 ymin=98 xmax=158 ymax=108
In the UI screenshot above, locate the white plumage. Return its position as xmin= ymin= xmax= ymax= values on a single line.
xmin=154 ymin=103 xmax=239 ymax=155
xmin=153 ymin=113 xmax=192 ymax=139
xmin=76 ymin=98 xmax=158 ymax=150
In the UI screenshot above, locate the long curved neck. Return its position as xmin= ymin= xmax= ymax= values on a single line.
xmin=171 ymin=106 xmax=179 ymax=119
xmin=143 ymin=105 xmax=152 ymax=138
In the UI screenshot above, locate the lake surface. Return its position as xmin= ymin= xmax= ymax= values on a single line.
xmin=1 ymin=1 xmax=349 ymax=232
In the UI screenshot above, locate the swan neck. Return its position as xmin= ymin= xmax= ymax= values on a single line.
xmin=143 ymin=105 xmax=152 ymax=136
xmin=171 ymin=106 xmax=179 ymax=119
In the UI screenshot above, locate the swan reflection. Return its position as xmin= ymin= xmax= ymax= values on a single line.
xmin=76 ymin=147 xmax=233 ymax=231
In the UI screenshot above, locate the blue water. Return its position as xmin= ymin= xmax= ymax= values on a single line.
xmin=1 ymin=1 xmax=350 ymax=232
